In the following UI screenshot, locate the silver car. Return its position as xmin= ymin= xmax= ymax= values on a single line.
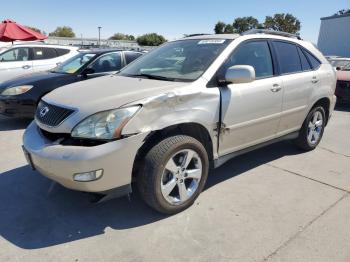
xmin=23 ymin=30 xmax=337 ymax=214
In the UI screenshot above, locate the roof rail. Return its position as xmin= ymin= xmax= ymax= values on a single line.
xmin=242 ymin=29 xmax=302 ymax=40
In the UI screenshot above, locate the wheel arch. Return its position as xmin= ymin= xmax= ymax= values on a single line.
xmin=311 ymin=97 xmax=331 ymax=125
xmin=132 ymin=122 xmax=214 ymax=181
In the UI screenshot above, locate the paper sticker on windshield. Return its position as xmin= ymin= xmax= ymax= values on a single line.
xmin=198 ymin=39 xmax=226 ymax=45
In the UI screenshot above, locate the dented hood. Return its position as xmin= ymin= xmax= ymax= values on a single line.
xmin=44 ymin=74 xmax=189 ymax=113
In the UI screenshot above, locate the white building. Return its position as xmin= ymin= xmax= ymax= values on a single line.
xmin=317 ymin=13 xmax=350 ymax=57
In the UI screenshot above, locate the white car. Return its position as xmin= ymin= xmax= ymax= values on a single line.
xmin=0 ymin=44 xmax=79 ymax=82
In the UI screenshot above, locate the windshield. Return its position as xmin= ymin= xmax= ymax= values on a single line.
xmin=51 ymin=53 xmax=97 ymax=74
xmin=120 ymin=39 xmax=231 ymax=81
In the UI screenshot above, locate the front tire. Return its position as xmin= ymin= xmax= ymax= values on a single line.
xmin=295 ymin=106 xmax=326 ymax=151
xmin=137 ymin=135 xmax=209 ymax=214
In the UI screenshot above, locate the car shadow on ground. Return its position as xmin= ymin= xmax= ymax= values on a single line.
xmin=0 ymin=117 xmax=32 ymax=131
xmin=0 ymin=140 xmax=302 ymax=249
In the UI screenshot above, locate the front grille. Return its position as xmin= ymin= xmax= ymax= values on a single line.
xmin=36 ymin=100 xmax=75 ymax=127
xmin=337 ymin=81 xmax=350 ymax=90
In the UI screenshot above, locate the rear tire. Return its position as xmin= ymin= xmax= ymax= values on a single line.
xmin=295 ymin=106 xmax=326 ymax=151
xmin=137 ymin=135 xmax=209 ymax=214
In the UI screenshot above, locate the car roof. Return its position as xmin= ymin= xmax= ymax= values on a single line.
xmin=182 ymin=34 xmax=240 ymax=40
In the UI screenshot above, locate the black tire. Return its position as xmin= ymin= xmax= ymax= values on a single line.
xmin=295 ymin=106 xmax=326 ymax=151
xmin=137 ymin=135 xmax=209 ymax=214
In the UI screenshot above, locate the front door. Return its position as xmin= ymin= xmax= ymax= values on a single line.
xmin=218 ymin=40 xmax=283 ymax=156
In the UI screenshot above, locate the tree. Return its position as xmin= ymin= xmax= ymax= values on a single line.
xmin=334 ymin=9 xmax=350 ymax=16
xmin=214 ymin=21 xmax=226 ymax=34
xmin=109 ymin=33 xmax=135 ymax=41
xmin=224 ymin=24 xmax=235 ymax=33
xmin=49 ymin=26 xmax=75 ymax=37
xmin=136 ymin=33 xmax=166 ymax=46
xmin=264 ymin=13 xmax=301 ymax=34
xmin=232 ymin=16 xmax=260 ymax=33
xmin=26 ymin=26 xmax=43 ymax=34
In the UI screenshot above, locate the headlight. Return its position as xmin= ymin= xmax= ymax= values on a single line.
xmin=1 ymin=85 xmax=33 ymax=96
xmin=71 ymin=106 xmax=140 ymax=140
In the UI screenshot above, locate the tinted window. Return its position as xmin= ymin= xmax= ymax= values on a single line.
xmin=33 ymin=47 xmax=57 ymax=60
xmin=297 ymin=47 xmax=311 ymax=71
xmin=125 ymin=52 xmax=142 ymax=64
xmin=0 ymin=47 xmax=30 ymax=62
xmin=89 ymin=52 xmax=122 ymax=73
xmin=274 ymin=41 xmax=301 ymax=74
xmin=56 ymin=48 xmax=70 ymax=56
xmin=222 ymin=41 xmax=274 ymax=78
xmin=304 ymin=50 xmax=321 ymax=69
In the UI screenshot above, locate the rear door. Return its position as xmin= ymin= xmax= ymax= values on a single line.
xmin=0 ymin=47 xmax=33 ymax=73
xmin=218 ymin=40 xmax=283 ymax=155
xmin=31 ymin=47 xmax=59 ymax=72
xmin=272 ymin=41 xmax=319 ymax=135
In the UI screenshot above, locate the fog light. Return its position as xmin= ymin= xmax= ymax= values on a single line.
xmin=73 ymin=169 xmax=103 ymax=182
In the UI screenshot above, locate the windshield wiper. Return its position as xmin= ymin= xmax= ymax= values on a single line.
xmin=127 ymin=73 xmax=176 ymax=81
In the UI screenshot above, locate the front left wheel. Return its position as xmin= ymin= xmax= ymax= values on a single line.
xmin=137 ymin=135 xmax=209 ymax=214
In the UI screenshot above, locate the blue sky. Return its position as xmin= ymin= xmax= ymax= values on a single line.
xmin=1 ymin=0 xmax=348 ymax=43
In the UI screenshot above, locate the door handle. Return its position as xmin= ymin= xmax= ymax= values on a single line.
xmin=270 ymin=84 xmax=282 ymax=92
xmin=311 ymin=76 xmax=319 ymax=84
xmin=22 ymin=65 xmax=31 ymax=69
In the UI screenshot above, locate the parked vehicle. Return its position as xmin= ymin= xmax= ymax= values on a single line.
xmin=0 ymin=49 xmax=143 ymax=117
xmin=335 ymin=63 xmax=350 ymax=103
xmin=327 ymin=57 xmax=350 ymax=70
xmin=0 ymin=44 xmax=79 ymax=83
xmin=23 ymin=30 xmax=336 ymax=214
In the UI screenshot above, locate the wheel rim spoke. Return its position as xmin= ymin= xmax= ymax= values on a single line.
xmin=181 ymin=150 xmax=195 ymax=168
xmin=307 ymin=130 xmax=314 ymax=142
xmin=178 ymin=182 xmax=189 ymax=202
xmin=161 ymin=178 xmax=177 ymax=196
xmin=165 ymin=157 xmax=179 ymax=174
xmin=315 ymin=120 xmax=323 ymax=127
xmin=186 ymin=169 xmax=201 ymax=180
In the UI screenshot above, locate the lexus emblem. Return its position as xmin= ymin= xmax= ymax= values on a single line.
xmin=39 ymin=106 xmax=49 ymax=117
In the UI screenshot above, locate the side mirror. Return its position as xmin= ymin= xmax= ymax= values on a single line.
xmin=225 ymin=65 xmax=255 ymax=84
xmin=82 ymin=67 xmax=95 ymax=76
xmin=335 ymin=66 xmax=342 ymax=71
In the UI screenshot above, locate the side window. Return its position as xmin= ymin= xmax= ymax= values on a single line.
xmin=0 ymin=47 xmax=30 ymax=62
xmin=221 ymin=41 xmax=274 ymax=79
xmin=273 ymin=41 xmax=302 ymax=74
xmin=56 ymin=48 xmax=70 ymax=57
xmin=125 ymin=52 xmax=142 ymax=64
xmin=33 ymin=47 xmax=57 ymax=60
xmin=89 ymin=52 xmax=122 ymax=73
xmin=303 ymin=50 xmax=321 ymax=69
xmin=297 ymin=47 xmax=311 ymax=71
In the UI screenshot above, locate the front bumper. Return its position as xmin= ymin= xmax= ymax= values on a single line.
xmin=0 ymin=96 xmax=36 ymax=118
xmin=22 ymin=121 xmax=147 ymax=193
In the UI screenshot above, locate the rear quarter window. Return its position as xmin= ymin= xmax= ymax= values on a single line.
xmin=303 ymin=50 xmax=321 ymax=69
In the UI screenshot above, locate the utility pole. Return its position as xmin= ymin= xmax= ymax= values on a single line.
xmin=98 ymin=26 xmax=102 ymax=47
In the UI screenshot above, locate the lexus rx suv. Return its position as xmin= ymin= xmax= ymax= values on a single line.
xmin=22 ymin=30 xmax=337 ymax=214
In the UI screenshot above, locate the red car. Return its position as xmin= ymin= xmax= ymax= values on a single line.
xmin=336 ymin=64 xmax=350 ymax=103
